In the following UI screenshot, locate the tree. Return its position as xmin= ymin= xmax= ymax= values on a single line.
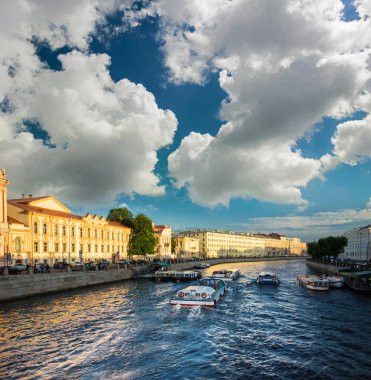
xmin=171 ymin=237 xmax=177 ymax=254
xmin=107 ymin=207 xmax=134 ymax=228
xmin=130 ymin=214 xmax=157 ymax=256
xmin=307 ymin=236 xmax=348 ymax=259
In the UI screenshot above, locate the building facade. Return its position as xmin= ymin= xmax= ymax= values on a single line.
xmin=180 ymin=229 xmax=307 ymax=258
xmin=154 ymin=225 xmax=172 ymax=258
xmin=0 ymin=171 xmax=132 ymax=266
xmin=341 ymin=225 xmax=371 ymax=262
xmin=174 ymin=235 xmax=200 ymax=258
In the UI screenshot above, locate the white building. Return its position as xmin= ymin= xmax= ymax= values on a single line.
xmin=341 ymin=225 xmax=371 ymax=262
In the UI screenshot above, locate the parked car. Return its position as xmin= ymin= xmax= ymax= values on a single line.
xmin=84 ymin=262 xmax=97 ymax=271
xmin=72 ymin=262 xmax=83 ymax=271
xmin=1 ymin=266 xmax=21 ymax=275
xmin=12 ymin=263 xmax=27 ymax=271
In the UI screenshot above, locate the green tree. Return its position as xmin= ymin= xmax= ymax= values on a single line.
xmin=171 ymin=237 xmax=177 ymax=254
xmin=130 ymin=214 xmax=157 ymax=256
xmin=107 ymin=207 xmax=134 ymax=228
xmin=307 ymin=236 xmax=347 ymax=259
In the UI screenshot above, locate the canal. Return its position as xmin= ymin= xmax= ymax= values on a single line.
xmin=0 ymin=260 xmax=370 ymax=379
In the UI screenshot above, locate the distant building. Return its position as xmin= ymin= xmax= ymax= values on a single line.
xmin=154 ymin=225 xmax=172 ymax=258
xmin=174 ymin=235 xmax=200 ymax=258
xmin=341 ymin=225 xmax=371 ymax=262
xmin=180 ymin=229 xmax=307 ymax=258
xmin=0 ymin=170 xmax=132 ymax=266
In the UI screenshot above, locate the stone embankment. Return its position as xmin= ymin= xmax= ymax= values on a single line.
xmin=305 ymin=260 xmax=343 ymax=275
xmin=0 ymin=256 xmax=306 ymax=302
xmin=0 ymin=268 xmax=133 ymax=302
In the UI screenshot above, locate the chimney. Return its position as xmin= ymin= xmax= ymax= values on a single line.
xmin=22 ymin=194 xmax=25 ymax=199
xmin=29 ymin=194 xmax=32 ymax=199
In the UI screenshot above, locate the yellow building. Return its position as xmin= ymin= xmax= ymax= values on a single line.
xmin=0 ymin=171 xmax=132 ymax=265
xmin=181 ymin=229 xmax=307 ymax=258
xmin=174 ymin=235 xmax=200 ymax=258
xmin=154 ymin=225 xmax=172 ymax=258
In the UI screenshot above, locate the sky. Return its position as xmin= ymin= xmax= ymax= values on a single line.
xmin=0 ymin=0 xmax=370 ymax=242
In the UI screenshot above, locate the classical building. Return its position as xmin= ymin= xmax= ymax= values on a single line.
xmin=0 ymin=169 xmax=10 ymax=263
xmin=0 ymin=171 xmax=132 ymax=266
xmin=180 ymin=229 xmax=307 ymax=258
xmin=174 ymin=235 xmax=200 ymax=258
xmin=154 ymin=225 xmax=172 ymax=258
xmin=341 ymin=225 xmax=371 ymax=262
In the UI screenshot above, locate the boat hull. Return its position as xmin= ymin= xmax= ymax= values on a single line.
xmin=329 ymin=281 xmax=345 ymax=288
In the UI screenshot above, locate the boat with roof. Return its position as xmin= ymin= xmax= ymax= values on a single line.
xmin=256 ymin=272 xmax=280 ymax=286
xmin=297 ymin=275 xmax=329 ymax=291
xmin=154 ymin=270 xmax=201 ymax=283
xmin=193 ymin=262 xmax=210 ymax=269
xmin=211 ymin=269 xmax=240 ymax=281
xmin=170 ymin=278 xmax=227 ymax=307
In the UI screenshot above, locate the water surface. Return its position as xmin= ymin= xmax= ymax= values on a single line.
xmin=1 ymin=260 xmax=370 ymax=379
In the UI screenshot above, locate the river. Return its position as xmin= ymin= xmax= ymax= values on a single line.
xmin=0 ymin=259 xmax=370 ymax=380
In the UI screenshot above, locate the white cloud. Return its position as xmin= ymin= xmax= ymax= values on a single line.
xmin=0 ymin=1 xmax=177 ymax=207
xmin=155 ymin=0 xmax=371 ymax=207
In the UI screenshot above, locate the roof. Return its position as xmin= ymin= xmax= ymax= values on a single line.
xmin=7 ymin=216 xmax=26 ymax=225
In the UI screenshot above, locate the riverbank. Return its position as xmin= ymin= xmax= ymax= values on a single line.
xmin=306 ymin=260 xmax=343 ymax=275
xmin=0 ymin=256 xmax=306 ymax=301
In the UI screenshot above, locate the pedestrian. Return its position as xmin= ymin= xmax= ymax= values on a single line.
xmin=45 ymin=263 xmax=50 ymax=273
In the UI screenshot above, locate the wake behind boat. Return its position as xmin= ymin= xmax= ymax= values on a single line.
xmin=170 ymin=278 xmax=227 ymax=307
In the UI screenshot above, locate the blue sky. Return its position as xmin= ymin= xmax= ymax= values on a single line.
xmin=0 ymin=0 xmax=370 ymax=241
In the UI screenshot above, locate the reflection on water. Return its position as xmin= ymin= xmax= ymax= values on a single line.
xmin=1 ymin=260 xmax=370 ymax=380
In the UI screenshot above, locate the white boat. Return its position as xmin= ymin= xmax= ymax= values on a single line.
xmin=154 ymin=270 xmax=201 ymax=283
xmin=327 ymin=275 xmax=345 ymax=288
xmin=211 ymin=269 xmax=240 ymax=281
xmin=193 ymin=263 xmax=210 ymax=269
xmin=170 ymin=278 xmax=227 ymax=307
xmin=297 ymin=275 xmax=329 ymax=291
xmin=256 ymin=272 xmax=280 ymax=286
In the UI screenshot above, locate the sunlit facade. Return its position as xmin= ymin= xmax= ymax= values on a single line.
xmin=0 ymin=170 xmax=131 ymax=265
xmin=174 ymin=235 xmax=200 ymax=258
xmin=154 ymin=225 xmax=172 ymax=258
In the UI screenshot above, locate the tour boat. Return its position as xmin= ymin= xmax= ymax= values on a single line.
xmin=327 ymin=275 xmax=345 ymax=288
xmin=338 ymin=269 xmax=371 ymax=293
xmin=256 ymin=272 xmax=280 ymax=286
xmin=211 ymin=269 xmax=240 ymax=281
xmin=193 ymin=263 xmax=210 ymax=269
xmin=154 ymin=270 xmax=201 ymax=283
xmin=297 ymin=275 xmax=329 ymax=291
xmin=170 ymin=278 xmax=227 ymax=307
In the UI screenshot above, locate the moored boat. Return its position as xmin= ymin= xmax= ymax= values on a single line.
xmin=327 ymin=275 xmax=345 ymax=288
xmin=211 ymin=269 xmax=240 ymax=281
xmin=297 ymin=275 xmax=329 ymax=291
xmin=256 ymin=272 xmax=280 ymax=286
xmin=338 ymin=269 xmax=371 ymax=293
xmin=154 ymin=270 xmax=201 ymax=283
xmin=194 ymin=263 xmax=210 ymax=269
xmin=170 ymin=278 xmax=227 ymax=307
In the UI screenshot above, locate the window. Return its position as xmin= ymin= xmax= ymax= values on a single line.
xmin=34 ymin=242 xmax=39 ymax=252
xmin=101 ymin=230 xmax=103 ymax=239
xmin=55 ymin=243 xmax=59 ymax=252
xmin=95 ymin=245 xmax=98 ymax=253
xmin=95 ymin=229 xmax=97 ymax=239
xmin=72 ymin=243 xmax=75 ymax=252
xmin=43 ymin=223 xmax=47 ymax=234
xmin=107 ymin=231 xmax=110 ymax=239
xmin=54 ymin=225 xmax=58 ymax=236
xmin=72 ymin=227 xmax=75 ymax=237
xmin=63 ymin=243 xmax=66 ymax=253
xmin=62 ymin=226 xmax=66 ymax=236
xmin=101 ymin=245 xmax=104 ymax=253
xmin=88 ymin=244 xmax=91 ymax=252
xmin=34 ymin=222 xmax=38 ymax=234
xmin=15 ymin=237 xmax=22 ymax=252
xmin=80 ymin=228 xmax=83 ymax=238
xmin=88 ymin=228 xmax=91 ymax=238
xmin=43 ymin=242 xmax=48 ymax=252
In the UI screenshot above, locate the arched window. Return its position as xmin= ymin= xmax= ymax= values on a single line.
xmin=72 ymin=227 xmax=75 ymax=237
xmin=15 ymin=237 xmax=22 ymax=252
xmin=33 ymin=222 xmax=38 ymax=234
xmin=43 ymin=223 xmax=47 ymax=234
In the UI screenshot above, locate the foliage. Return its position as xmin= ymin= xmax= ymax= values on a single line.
xmin=171 ymin=237 xmax=177 ymax=254
xmin=107 ymin=207 xmax=134 ymax=228
xmin=307 ymin=236 xmax=348 ymax=259
xmin=130 ymin=214 xmax=157 ymax=256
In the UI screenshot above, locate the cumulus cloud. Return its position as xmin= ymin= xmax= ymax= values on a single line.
xmin=0 ymin=0 xmax=177 ymax=207
xmin=155 ymin=0 xmax=371 ymax=207
xmin=233 ymin=205 xmax=371 ymax=241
